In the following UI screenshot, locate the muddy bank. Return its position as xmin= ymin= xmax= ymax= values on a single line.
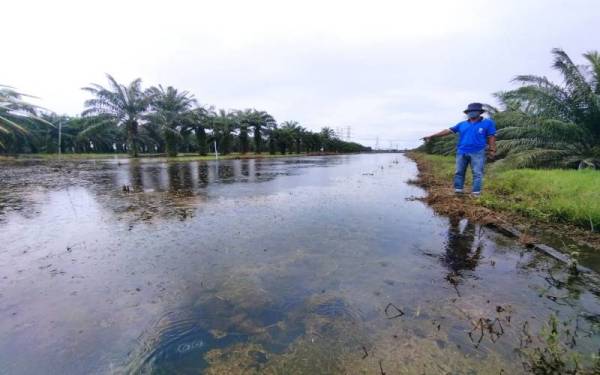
xmin=407 ymin=151 xmax=600 ymax=252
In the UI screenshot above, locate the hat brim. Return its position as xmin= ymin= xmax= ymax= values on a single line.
xmin=463 ymin=109 xmax=485 ymax=114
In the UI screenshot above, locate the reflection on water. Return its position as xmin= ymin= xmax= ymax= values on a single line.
xmin=1 ymin=154 xmax=600 ymax=374
xmin=441 ymin=218 xmax=483 ymax=295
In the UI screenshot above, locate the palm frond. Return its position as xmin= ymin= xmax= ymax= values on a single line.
xmin=583 ymin=51 xmax=600 ymax=94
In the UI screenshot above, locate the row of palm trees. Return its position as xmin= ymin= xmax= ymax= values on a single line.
xmin=422 ymin=48 xmax=600 ymax=169
xmin=1 ymin=75 xmax=369 ymax=156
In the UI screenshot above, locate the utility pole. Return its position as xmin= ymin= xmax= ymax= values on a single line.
xmin=375 ymin=136 xmax=379 ymax=150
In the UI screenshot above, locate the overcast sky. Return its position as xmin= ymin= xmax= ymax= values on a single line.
xmin=3 ymin=0 xmax=599 ymax=148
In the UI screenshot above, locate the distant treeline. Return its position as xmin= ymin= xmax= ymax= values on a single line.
xmin=0 ymin=77 xmax=370 ymax=156
xmin=419 ymin=48 xmax=600 ymax=169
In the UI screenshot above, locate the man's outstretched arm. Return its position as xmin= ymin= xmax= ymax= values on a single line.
xmin=422 ymin=129 xmax=453 ymax=142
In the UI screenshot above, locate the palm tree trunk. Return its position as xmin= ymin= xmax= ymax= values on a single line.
xmin=269 ymin=136 xmax=276 ymax=155
xmin=196 ymin=126 xmax=208 ymax=155
xmin=222 ymin=133 xmax=231 ymax=155
xmin=128 ymin=121 xmax=139 ymax=157
xmin=240 ymin=126 xmax=249 ymax=154
xmin=165 ymin=131 xmax=178 ymax=157
xmin=254 ymin=126 xmax=262 ymax=154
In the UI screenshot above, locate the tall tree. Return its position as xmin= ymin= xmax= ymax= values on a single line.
xmin=238 ymin=109 xmax=276 ymax=154
xmin=281 ymin=121 xmax=304 ymax=153
xmin=235 ymin=111 xmax=250 ymax=154
xmin=146 ymin=85 xmax=196 ymax=157
xmin=82 ymin=74 xmax=149 ymax=157
xmin=193 ymin=106 xmax=212 ymax=156
xmin=213 ymin=109 xmax=235 ymax=155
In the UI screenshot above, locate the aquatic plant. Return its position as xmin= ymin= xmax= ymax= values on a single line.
xmin=521 ymin=314 xmax=600 ymax=374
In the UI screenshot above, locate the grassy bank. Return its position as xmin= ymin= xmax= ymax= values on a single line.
xmin=408 ymin=152 xmax=600 ymax=247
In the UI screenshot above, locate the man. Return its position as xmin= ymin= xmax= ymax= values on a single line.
xmin=422 ymin=103 xmax=496 ymax=196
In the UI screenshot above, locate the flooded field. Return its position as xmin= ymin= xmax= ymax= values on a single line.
xmin=1 ymin=153 xmax=599 ymax=374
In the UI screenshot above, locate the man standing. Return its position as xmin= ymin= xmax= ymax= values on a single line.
xmin=422 ymin=103 xmax=496 ymax=196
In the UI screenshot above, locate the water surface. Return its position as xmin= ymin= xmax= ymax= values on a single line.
xmin=1 ymin=154 xmax=599 ymax=374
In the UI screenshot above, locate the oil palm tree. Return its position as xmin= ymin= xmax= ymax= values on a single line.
xmin=266 ymin=123 xmax=278 ymax=155
xmin=212 ymin=109 xmax=236 ymax=155
xmin=495 ymin=48 xmax=600 ymax=168
xmin=146 ymin=85 xmax=196 ymax=157
xmin=235 ymin=110 xmax=250 ymax=154
xmin=82 ymin=74 xmax=149 ymax=157
xmin=0 ymin=85 xmax=53 ymax=152
xmin=280 ymin=121 xmax=305 ymax=153
xmin=238 ymin=109 xmax=276 ymax=154
xmin=192 ymin=106 xmax=212 ymax=156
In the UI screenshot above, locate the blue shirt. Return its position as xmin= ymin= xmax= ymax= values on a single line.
xmin=449 ymin=118 xmax=496 ymax=154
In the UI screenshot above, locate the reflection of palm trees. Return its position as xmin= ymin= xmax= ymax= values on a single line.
xmin=167 ymin=164 xmax=184 ymax=192
xmin=442 ymin=218 xmax=483 ymax=294
xmin=241 ymin=160 xmax=249 ymax=177
xmin=107 ymin=159 xmax=283 ymax=222
xmin=198 ymin=164 xmax=209 ymax=185
xmin=218 ymin=164 xmax=234 ymax=181
xmin=129 ymin=161 xmax=144 ymax=191
xmin=166 ymin=163 xmax=196 ymax=194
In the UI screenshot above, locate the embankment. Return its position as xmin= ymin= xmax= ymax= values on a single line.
xmin=407 ymin=151 xmax=600 ymax=251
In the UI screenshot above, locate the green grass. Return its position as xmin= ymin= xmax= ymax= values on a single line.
xmin=485 ymin=168 xmax=600 ymax=229
xmin=419 ymin=154 xmax=600 ymax=231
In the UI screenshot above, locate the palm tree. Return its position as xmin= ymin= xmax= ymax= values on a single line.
xmin=280 ymin=121 xmax=304 ymax=153
xmin=292 ymin=126 xmax=305 ymax=154
xmin=212 ymin=109 xmax=236 ymax=155
xmin=0 ymin=85 xmax=53 ymax=152
xmin=319 ymin=127 xmax=336 ymax=152
xmin=146 ymin=85 xmax=196 ymax=157
xmin=82 ymin=74 xmax=149 ymax=157
xmin=266 ymin=123 xmax=278 ymax=155
xmin=193 ymin=106 xmax=212 ymax=156
xmin=235 ymin=111 xmax=250 ymax=154
xmin=238 ymin=109 xmax=276 ymax=154
xmin=495 ymin=48 xmax=600 ymax=168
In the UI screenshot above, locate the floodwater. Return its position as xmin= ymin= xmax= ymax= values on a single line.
xmin=0 ymin=154 xmax=599 ymax=374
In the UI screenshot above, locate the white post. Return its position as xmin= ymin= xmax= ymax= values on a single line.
xmin=214 ymin=140 xmax=218 ymax=160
